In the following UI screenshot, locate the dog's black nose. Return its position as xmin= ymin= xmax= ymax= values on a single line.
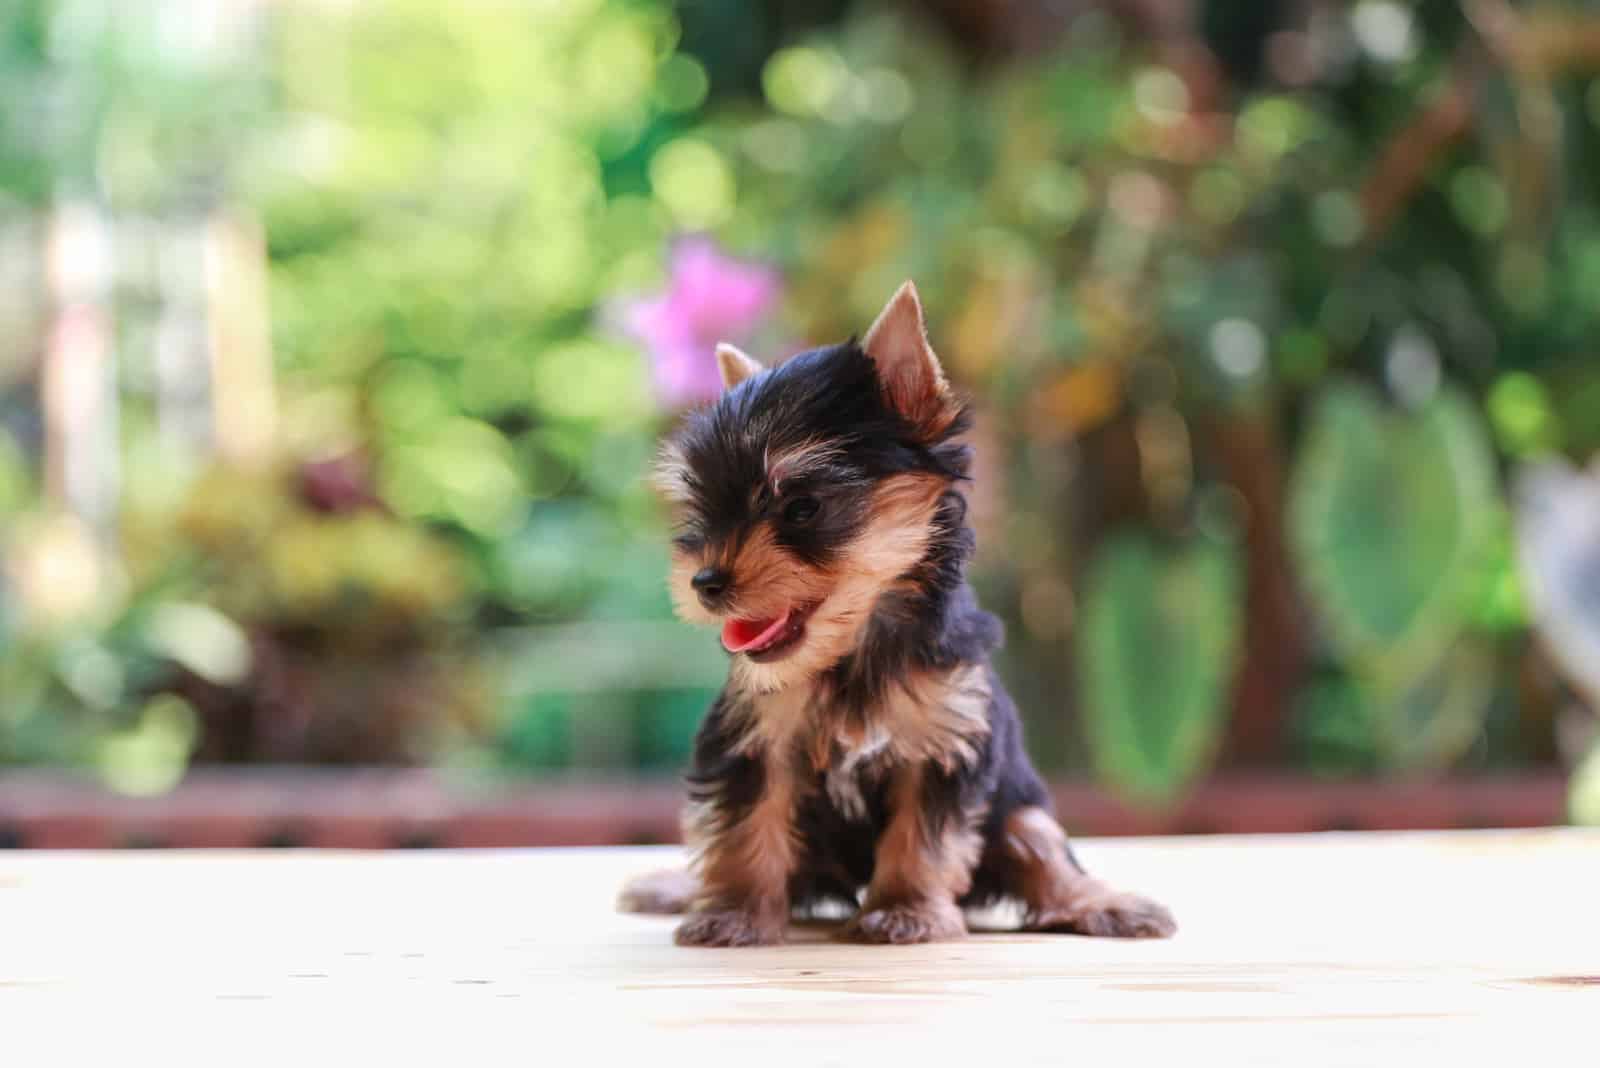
xmin=691 ymin=566 xmax=731 ymax=606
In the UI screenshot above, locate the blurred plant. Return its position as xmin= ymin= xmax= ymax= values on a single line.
xmin=12 ymin=0 xmax=268 ymax=204
xmin=3 ymin=450 xmax=484 ymax=776
xmin=3 ymin=0 xmax=735 ymax=776
xmin=251 ymin=0 xmax=740 ymax=769
xmin=1288 ymin=381 xmax=1501 ymax=767
xmin=1079 ymin=529 xmax=1242 ymax=805
xmin=121 ymin=457 xmax=483 ymax=764
xmin=683 ymin=0 xmax=1600 ymax=801
xmin=10 ymin=0 xmax=1600 ymax=808
xmin=156 ymin=460 xmax=469 ymax=644
xmin=0 ymin=520 xmax=198 ymax=790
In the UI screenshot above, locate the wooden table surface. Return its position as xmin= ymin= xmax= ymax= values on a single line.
xmin=3 ymin=829 xmax=1597 ymax=1065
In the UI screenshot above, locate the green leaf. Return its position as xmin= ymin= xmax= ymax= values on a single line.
xmin=1293 ymin=640 xmax=1496 ymax=776
xmin=1288 ymin=380 xmax=1499 ymax=681
xmin=1370 ymin=637 xmax=1495 ymax=771
xmin=93 ymin=696 xmax=198 ymax=797
xmin=1079 ymin=531 xmax=1242 ymax=806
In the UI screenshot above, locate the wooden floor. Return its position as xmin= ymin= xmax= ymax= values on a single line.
xmin=2 ymin=830 xmax=1597 ymax=1065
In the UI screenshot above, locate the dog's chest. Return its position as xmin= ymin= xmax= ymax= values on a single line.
xmin=746 ymin=666 xmax=991 ymax=823
xmin=820 ymin=727 xmax=892 ymax=822
xmin=750 ymin=684 xmax=898 ymax=824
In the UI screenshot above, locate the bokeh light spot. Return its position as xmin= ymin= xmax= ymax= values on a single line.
xmin=649 ymin=138 xmax=734 ymax=229
xmin=1385 ymin=325 xmax=1441 ymax=408
xmin=763 ymin=46 xmax=847 ymax=118
xmin=1133 ymin=66 xmax=1188 ymax=125
xmin=1488 ymin=372 xmax=1558 ymax=456
xmin=1449 ymin=166 xmax=1507 ymax=236
xmin=1191 ymin=168 xmax=1246 ymax=227
xmin=860 ymin=68 xmax=914 ymax=123
xmin=656 ymin=53 xmax=709 ymax=113
xmin=1210 ymin=318 xmax=1266 ymax=380
xmin=1022 ymin=163 xmax=1089 ymax=229
xmin=1351 ymin=1 xmax=1419 ymax=64
xmin=1312 ymin=191 xmax=1363 ymax=247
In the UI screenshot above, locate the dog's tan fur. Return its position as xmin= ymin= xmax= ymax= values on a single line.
xmin=676 ymin=749 xmax=799 ymax=946
xmin=1003 ymin=806 xmax=1176 ymax=937
xmin=844 ymin=761 xmax=985 ymax=944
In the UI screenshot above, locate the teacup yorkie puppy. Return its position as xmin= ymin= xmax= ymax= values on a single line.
xmin=620 ymin=281 xmax=1176 ymax=946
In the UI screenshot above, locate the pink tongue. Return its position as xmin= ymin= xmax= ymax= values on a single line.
xmin=722 ymin=611 xmax=791 ymax=653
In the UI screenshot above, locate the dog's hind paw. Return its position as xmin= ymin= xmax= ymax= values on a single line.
xmin=1024 ymin=890 xmax=1176 ymax=939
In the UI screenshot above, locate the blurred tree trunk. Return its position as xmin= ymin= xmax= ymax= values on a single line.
xmin=1207 ymin=413 xmax=1305 ymax=764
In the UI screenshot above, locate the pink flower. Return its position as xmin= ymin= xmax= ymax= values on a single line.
xmin=613 ymin=235 xmax=781 ymax=409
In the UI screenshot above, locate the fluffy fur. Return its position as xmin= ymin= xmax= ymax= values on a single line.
xmin=625 ymin=281 xmax=1176 ymax=946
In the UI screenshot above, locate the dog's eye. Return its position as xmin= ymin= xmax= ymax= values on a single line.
xmin=783 ymin=496 xmax=821 ymax=525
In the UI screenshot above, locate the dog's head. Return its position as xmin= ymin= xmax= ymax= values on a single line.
xmin=656 ymin=281 xmax=972 ymax=694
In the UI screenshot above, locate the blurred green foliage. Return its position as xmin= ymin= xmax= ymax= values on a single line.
xmin=4 ymin=0 xmax=1600 ymax=813
xmin=1079 ymin=529 xmax=1241 ymax=805
xmin=1288 ymin=382 xmax=1502 ymax=768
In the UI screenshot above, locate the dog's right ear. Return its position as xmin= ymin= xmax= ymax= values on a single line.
xmin=863 ymin=280 xmax=960 ymax=440
xmin=716 ymin=342 xmax=763 ymax=390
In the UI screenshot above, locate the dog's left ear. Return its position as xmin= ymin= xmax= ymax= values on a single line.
xmin=863 ymin=280 xmax=959 ymax=439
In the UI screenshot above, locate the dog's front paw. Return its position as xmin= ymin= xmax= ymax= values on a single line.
xmin=842 ymin=901 xmax=966 ymax=945
xmin=674 ymin=909 xmax=784 ymax=947
xmin=1026 ymin=889 xmax=1176 ymax=939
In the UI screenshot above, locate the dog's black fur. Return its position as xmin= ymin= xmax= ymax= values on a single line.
xmin=676 ymin=339 xmax=1054 ymax=909
xmin=627 ymin=283 xmax=1175 ymax=945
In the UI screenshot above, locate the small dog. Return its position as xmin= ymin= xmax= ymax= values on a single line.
xmin=620 ymin=281 xmax=1176 ymax=946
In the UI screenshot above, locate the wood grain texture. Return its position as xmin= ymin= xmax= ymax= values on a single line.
xmin=2 ymin=830 xmax=1596 ymax=1065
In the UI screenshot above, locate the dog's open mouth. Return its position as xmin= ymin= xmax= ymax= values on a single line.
xmin=721 ymin=602 xmax=817 ymax=662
